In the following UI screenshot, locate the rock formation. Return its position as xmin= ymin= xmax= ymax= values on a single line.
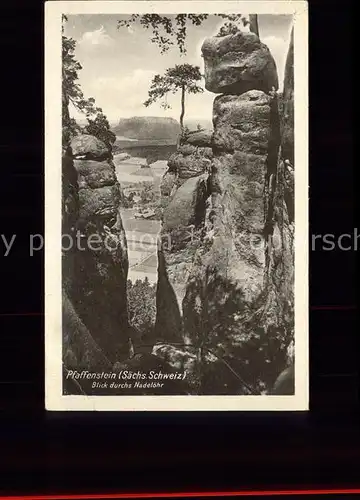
xmin=201 ymin=30 xmax=278 ymax=95
xmin=154 ymin=28 xmax=295 ymax=394
xmin=160 ymin=129 xmax=213 ymax=203
xmin=70 ymin=134 xmax=111 ymax=161
xmin=155 ymin=130 xmax=213 ymax=339
xmin=62 ymin=134 xmax=131 ymax=383
xmin=280 ymin=27 xmax=295 ymax=224
xmin=61 ymin=26 xmax=295 ymax=396
xmin=280 ymin=28 xmax=294 ymax=167
xmin=271 ymin=364 xmax=294 ymax=395
xmin=163 ymin=175 xmax=209 ymax=232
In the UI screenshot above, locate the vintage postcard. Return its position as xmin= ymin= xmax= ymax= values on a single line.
xmin=45 ymin=1 xmax=308 ymax=411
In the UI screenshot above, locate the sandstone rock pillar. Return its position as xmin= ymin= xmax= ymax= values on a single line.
xmin=65 ymin=134 xmax=131 ymax=363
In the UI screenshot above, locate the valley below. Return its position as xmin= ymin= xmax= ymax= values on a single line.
xmin=113 ymin=152 xmax=167 ymax=284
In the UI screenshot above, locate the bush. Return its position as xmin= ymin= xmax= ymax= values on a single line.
xmin=127 ymin=278 xmax=157 ymax=343
xmin=83 ymin=113 xmax=116 ymax=149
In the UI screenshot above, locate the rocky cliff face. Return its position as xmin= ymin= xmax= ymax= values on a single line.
xmin=154 ymin=129 xmax=213 ymax=341
xmin=61 ymin=26 xmax=295 ymax=396
xmin=201 ymin=30 xmax=278 ymax=94
xmin=160 ymin=129 xmax=213 ymax=201
xmin=280 ymin=28 xmax=295 ymax=224
xmin=281 ymin=28 xmax=294 ymax=167
xmin=62 ymin=134 xmax=131 ymax=386
xmin=154 ymin=28 xmax=294 ymax=394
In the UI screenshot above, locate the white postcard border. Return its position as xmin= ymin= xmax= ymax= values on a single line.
xmin=45 ymin=0 xmax=308 ymax=411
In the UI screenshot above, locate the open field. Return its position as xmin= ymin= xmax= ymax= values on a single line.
xmin=116 ymin=154 xmax=163 ymax=283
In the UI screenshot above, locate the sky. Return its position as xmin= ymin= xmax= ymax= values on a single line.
xmin=64 ymin=14 xmax=293 ymax=125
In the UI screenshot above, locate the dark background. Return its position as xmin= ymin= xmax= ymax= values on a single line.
xmin=0 ymin=0 xmax=358 ymax=496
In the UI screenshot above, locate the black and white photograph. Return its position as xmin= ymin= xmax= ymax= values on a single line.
xmin=45 ymin=1 xmax=308 ymax=410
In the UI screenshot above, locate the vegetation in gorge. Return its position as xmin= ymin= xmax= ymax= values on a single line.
xmin=127 ymin=278 xmax=157 ymax=345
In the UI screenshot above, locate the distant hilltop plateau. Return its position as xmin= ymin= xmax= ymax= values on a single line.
xmin=111 ymin=116 xmax=213 ymax=142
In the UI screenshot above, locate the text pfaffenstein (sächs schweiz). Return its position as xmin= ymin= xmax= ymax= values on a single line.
xmin=65 ymin=370 xmax=187 ymax=389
